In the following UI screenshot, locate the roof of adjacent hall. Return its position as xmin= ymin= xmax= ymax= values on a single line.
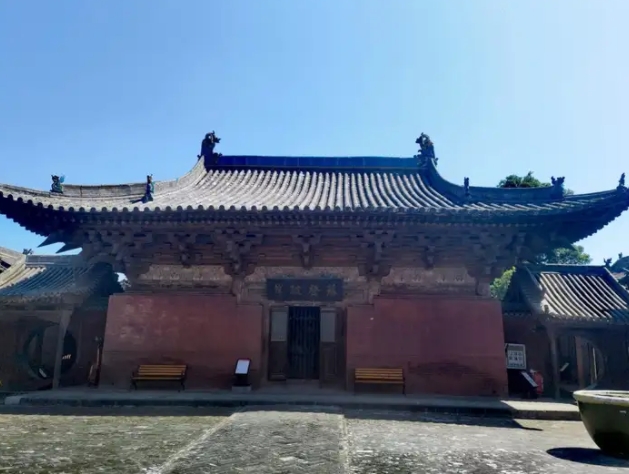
xmin=0 ymin=253 xmax=120 ymax=305
xmin=505 ymin=264 xmax=629 ymax=325
xmin=0 ymin=155 xmax=627 ymax=218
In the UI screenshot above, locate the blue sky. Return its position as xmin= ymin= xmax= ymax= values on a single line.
xmin=1 ymin=1 xmax=628 ymax=264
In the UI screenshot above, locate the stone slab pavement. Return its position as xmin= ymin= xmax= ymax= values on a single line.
xmin=4 ymin=387 xmax=581 ymax=420
xmin=139 ymin=408 xmax=629 ymax=473
xmin=0 ymin=405 xmax=626 ymax=473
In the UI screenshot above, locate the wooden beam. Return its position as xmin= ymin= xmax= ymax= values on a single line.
xmin=52 ymin=311 xmax=72 ymax=390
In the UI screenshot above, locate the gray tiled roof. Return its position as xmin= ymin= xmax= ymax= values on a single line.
xmin=0 ymin=246 xmax=21 ymax=269
xmin=0 ymin=157 xmax=627 ymax=217
xmin=0 ymin=254 xmax=117 ymax=304
xmin=511 ymin=264 xmax=629 ymax=324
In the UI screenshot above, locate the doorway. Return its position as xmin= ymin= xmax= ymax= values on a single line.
xmin=287 ymin=306 xmax=321 ymax=379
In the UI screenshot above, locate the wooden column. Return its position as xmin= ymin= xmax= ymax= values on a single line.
xmin=52 ymin=310 xmax=72 ymax=390
xmin=575 ymin=335 xmax=586 ymax=388
xmin=548 ymin=326 xmax=561 ymax=399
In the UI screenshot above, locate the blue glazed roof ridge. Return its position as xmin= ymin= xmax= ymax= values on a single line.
xmin=213 ymin=155 xmax=420 ymax=170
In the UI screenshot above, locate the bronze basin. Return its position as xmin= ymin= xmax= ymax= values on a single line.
xmin=573 ymin=390 xmax=629 ymax=458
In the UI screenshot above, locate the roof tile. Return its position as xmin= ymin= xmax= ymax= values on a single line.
xmin=511 ymin=264 xmax=629 ymax=324
xmin=0 ymin=254 xmax=117 ymax=304
xmin=0 ymin=157 xmax=626 ymax=217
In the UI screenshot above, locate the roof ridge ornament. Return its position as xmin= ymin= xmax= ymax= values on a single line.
xmin=51 ymin=175 xmax=65 ymax=194
xmin=463 ymin=177 xmax=471 ymax=199
xmin=618 ymin=172 xmax=626 ymax=190
xmin=415 ymin=133 xmax=437 ymax=168
xmin=198 ymin=131 xmax=222 ymax=167
xmin=550 ymin=176 xmax=565 ymax=199
xmin=141 ymin=175 xmax=154 ymax=203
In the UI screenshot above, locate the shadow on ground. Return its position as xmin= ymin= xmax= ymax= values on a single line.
xmin=547 ymin=447 xmax=629 ymax=467
xmin=343 ymin=407 xmax=542 ymax=431
xmin=0 ymin=403 xmax=541 ymax=430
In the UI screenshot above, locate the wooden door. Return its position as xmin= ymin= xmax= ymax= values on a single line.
xmin=319 ymin=308 xmax=338 ymax=384
xmin=268 ymin=307 xmax=288 ymax=381
xmin=287 ymin=307 xmax=321 ymax=379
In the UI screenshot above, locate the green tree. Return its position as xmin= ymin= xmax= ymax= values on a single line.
xmin=490 ymin=267 xmax=516 ymax=300
xmin=498 ymin=171 xmax=550 ymax=189
xmin=533 ymin=245 xmax=591 ymax=265
xmin=490 ymin=173 xmax=591 ymax=299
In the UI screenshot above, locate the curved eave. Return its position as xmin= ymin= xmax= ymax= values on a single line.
xmin=0 ymin=155 xmax=628 ymax=238
xmin=2 ymin=198 xmax=627 ymax=245
xmin=421 ymin=155 xmax=625 ymax=204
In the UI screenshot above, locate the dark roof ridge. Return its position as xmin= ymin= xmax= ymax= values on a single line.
xmin=522 ymin=263 xmax=609 ymax=273
xmin=0 ymin=245 xmax=21 ymax=266
xmin=24 ymin=254 xmax=86 ymax=268
xmin=422 ymin=157 xmax=627 ymax=204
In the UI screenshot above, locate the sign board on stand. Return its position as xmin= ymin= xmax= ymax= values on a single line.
xmin=232 ymin=358 xmax=252 ymax=392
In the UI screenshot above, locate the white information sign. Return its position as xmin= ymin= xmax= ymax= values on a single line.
xmin=505 ymin=343 xmax=527 ymax=370
xmin=235 ymin=359 xmax=250 ymax=375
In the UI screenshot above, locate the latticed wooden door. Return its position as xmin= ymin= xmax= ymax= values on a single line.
xmin=287 ymin=306 xmax=321 ymax=380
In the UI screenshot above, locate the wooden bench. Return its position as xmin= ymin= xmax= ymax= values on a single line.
xmin=354 ymin=368 xmax=405 ymax=394
xmin=131 ymin=364 xmax=187 ymax=391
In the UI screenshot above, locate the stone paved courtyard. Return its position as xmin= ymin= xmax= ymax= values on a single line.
xmin=0 ymin=406 xmax=627 ymax=473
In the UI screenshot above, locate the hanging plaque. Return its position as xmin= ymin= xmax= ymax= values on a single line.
xmin=266 ymin=278 xmax=344 ymax=302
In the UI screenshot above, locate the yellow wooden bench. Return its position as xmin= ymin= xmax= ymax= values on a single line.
xmin=354 ymin=367 xmax=405 ymax=394
xmin=131 ymin=364 xmax=187 ymax=391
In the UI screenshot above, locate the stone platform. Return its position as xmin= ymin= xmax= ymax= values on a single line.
xmin=3 ymin=388 xmax=580 ymax=420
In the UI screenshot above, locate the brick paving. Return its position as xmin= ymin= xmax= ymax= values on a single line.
xmin=1 ymin=405 xmax=628 ymax=473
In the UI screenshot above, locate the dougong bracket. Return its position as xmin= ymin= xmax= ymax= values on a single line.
xmin=292 ymin=234 xmax=321 ymax=269
xmin=354 ymin=230 xmax=394 ymax=277
xmin=213 ymin=229 xmax=262 ymax=277
xmin=167 ymin=233 xmax=198 ymax=267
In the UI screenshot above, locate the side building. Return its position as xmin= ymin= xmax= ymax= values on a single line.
xmin=0 ymin=135 xmax=627 ymax=396
xmin=0 ymin=252 xmax=121 ymax=391
xmin=503 ymin=264 xmax=629 ymax=398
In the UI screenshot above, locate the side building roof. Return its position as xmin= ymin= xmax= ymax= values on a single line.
xmin=0 ymin=152 xmax=628 ymax=238
xmin=503 ymin=264 xmax=629 ymax=325
xmin=0 ymin=253 xmax=121 ymax=306
xmin=0 ymin=246 xmax=21 ymax=272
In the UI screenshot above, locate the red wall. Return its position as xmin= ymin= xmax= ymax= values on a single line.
xmin=347 ymin=295 xmax=508 ymax=396
xmin=100 ymin=293 xmax=263 ymax=389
